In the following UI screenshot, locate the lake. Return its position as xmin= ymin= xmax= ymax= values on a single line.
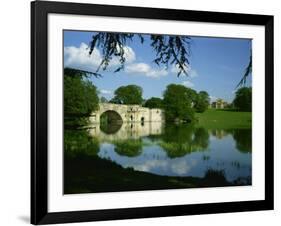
xmin=64 ymin=122 xmax=252 ymax=194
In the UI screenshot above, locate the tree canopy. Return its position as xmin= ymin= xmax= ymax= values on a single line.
xmin=144 ymin=97 xmax=163 ymax=109
xmin=64 ymin=68 xmax=99 ymax=127
xmin=110 ymin=85 xmax=143 ymax=105
xmin=233 ymin=87 xmax=252 ymax=112
xmin=194 ymin=91 xmax=210 ymax=113
xmin=163 ymin=84 xmax=196 ymax=122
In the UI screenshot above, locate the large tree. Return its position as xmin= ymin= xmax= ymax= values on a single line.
xmin=163 ymin=84 xmax=196 ymax=122
xmin=194 ymin=91 xmax=210 ymax=113
xmin=233 ymin=87 xmax=252 ymax=111
xmin=110 ymin=85 xmax=143 ymax=105
xmin=144 ymin=97 xmax=163 ymax=109
xmin=64 ymin=68 xmax=99 ymax=126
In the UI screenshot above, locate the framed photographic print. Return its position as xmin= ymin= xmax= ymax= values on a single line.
xmin=31 ymin=0 xmax=274 ymax=224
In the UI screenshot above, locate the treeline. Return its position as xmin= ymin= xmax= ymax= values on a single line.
xmin=101 ymin=84 xmax=210 ymax=123
xmin=233 ymin=87 xmax=252 ymax=112
xmin=64 ymin=68 xmax=211 ymax=125
xmin=64 ymin=68 xmax=251 ymax=127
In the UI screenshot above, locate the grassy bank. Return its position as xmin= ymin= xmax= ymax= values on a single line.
xmin=195 ymin=109 xmax=252 ymax=129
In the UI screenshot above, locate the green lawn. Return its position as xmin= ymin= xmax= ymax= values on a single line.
xmin=195 ymin=109 xmax=252 ymax=129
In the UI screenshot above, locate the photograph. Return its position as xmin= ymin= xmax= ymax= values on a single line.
xmin=30 ymin=1 xmax=274 ymax=224
xmin=63 ymin=30 xmax=252 ymax=194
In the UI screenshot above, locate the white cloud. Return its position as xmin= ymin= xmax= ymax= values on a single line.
xmin=64 ymin=42 xmax=136 ymax=72
xmin=125 ymin=63 xmax=168 ymax=78
xmin=170 ymin=161 xmax=191 ymax=175
xmin=109 ymin=45 xmax=136 ymax=65
xmin=126 ymin=158 xmax=197 ymax=176
xmin=121 ymin=46 xmax=136 ymax=63
xmin=210 ymin=96 xmax=217 ymax=102
xmin=170 ymin=159 xmax=197 ymax=175
xmin=189 ymin=69 xmax=198 ymax=78
xmin=133 ymin=160 xmax=168 ymax=172
xmin=171 ymin=64 xmax=198 ymax=78
xmin=182 ymin=80 xmax=194 ymax=88
xmin=64 ymin=43 xmax=102 ymax=71
xmin=100 ymin=89 xmax=112 ymax=95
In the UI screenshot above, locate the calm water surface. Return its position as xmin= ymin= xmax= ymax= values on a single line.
xmin=64 ymin=122 xmax=252 ymax=193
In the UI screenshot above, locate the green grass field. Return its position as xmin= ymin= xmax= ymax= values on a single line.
xmin=195 ymin=109 xmax=252 ymax=129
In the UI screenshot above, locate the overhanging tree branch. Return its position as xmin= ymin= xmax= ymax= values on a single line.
xmin=236 ymin=55 xmax=252 ymax=88
xmin=64 ymin=67 xmax=101 ymax=78
xmin=89 ymin=32 xmax=191 ymax=76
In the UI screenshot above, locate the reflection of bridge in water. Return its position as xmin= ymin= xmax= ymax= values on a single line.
xmin=88 ymin=122 xmax=164 ymax=142
xmin=88 ymin=103 xmax=165 ymax=142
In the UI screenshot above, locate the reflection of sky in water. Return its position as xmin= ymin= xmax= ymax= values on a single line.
xmin=98 ymin=134 xmax=252 ymax=182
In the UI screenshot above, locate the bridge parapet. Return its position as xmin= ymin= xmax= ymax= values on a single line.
xmin=90 ymin=103 xmax=164 ymax=124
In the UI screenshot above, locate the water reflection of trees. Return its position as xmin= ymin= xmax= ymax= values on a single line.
xmin=210 ymin=128 xmax=252 ymax=153
xmin=64 ymin=129 xmax=100 ymax=157
xmin=193 ymin=128 xmax=210 ymax=149
xmin=100 ymin=122 xmax=122 ymax=134
xmin=104 ymin=124 xmax=211 ymax=158
xmin=231 ymin=129 xmax=252 ymax=153
xmin=113 ymin=139 xmax=143 ymax=157
xmin=159 ymin=124 xmax=210 ymax=158
xmin=158 ymin=126 xmax=252 ymax=157
xmin=65 ymin=125 xmax=251 ymax=159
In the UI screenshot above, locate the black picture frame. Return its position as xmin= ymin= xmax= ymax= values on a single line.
xmin=31 ymin=0 xmax=274 ymax=224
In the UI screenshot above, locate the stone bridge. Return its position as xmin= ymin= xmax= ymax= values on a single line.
xmin=89 ymin=103 xmax=164 ymax=124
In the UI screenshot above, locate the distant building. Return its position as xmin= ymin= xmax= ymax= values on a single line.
xmin=210 ymin=98 xmax=228 ymax=109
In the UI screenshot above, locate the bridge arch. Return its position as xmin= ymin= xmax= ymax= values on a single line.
xmin=100 ymin=110 xmax=123 ymax=124
xmin=99 ymin=110 xmax=123 ymax=134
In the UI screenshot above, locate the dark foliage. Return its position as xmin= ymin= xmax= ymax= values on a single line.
xmin=237 ymin=47 xmax=252 ymax=87
xmin=194 ymin=91 xmax=210 ymax=113
xmin=233 ymin=87 xmax=252 ymax=112
xmin=89 ymin=32 xmax=191 ymax=76
xmin=144 ymin=97 xmax=163 ymax=109
xmin=64 ymin=68 xmax=99 ymax=127
xmin=110 ymin=84 xmax=143 ymax=105
xmin=64 ymin=67 xmax=101 ymax=78
xmin=163 ymin=84 xmax=196 ymax=122
xmin=231 ymin=129 xmax=252 ymax=153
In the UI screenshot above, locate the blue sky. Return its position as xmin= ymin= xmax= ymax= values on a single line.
xmin=64 ymin=30 xmax=251 ymax=102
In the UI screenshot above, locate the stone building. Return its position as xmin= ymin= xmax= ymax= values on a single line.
xmin=211 ymin=98 xmax=228 ymax=109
